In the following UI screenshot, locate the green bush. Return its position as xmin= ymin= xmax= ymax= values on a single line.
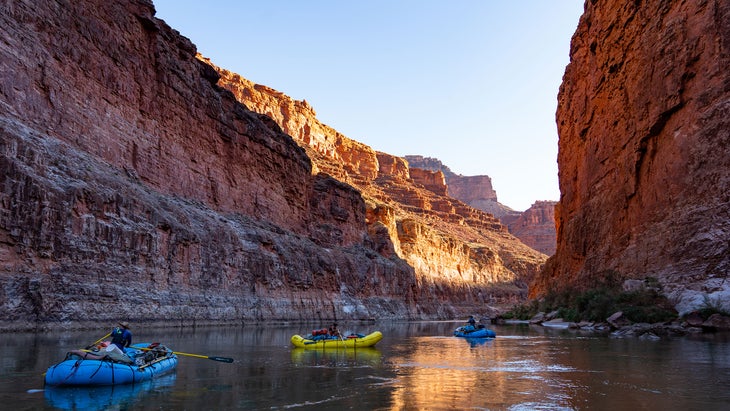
xmin=557 ymin=307 xmax=580 ymax=322
xmin=540 ymin=289 xmax=576 ymax=313
xmin=502 ymin=299 xmax=539 ymax=320
xmin=621 ymin=305 xmax=676 ymax=323
xmin=696 ymin=295 xmax=730 ymax=319
xmin=576 ymin=289 xmax=615 ymax=321
xmin=503 ymin=276 xmax=678 ymax=324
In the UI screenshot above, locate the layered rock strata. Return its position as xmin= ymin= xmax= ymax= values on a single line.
xmin=0 ymin=0 xmax=546 ymax=330
xmin=534 ymin=0 xmax=730 ymax=314
xmin=500 ymin=201 xmax=557 ymax=256
xmin=404 ymin=155 xmax=506 ymax=217
xmin=212 ymin=62 xmax=547 ymax=312
xmin=404 ymin=155 xmax=556 ymax=255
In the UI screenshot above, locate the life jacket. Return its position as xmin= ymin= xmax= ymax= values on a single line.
xmin=110 ymin=327 xmax=125 ymax=346
xmin=312 ymin=328 xmax=328 ymax=336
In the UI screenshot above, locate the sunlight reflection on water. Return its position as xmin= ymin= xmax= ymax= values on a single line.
xmin=1 ymin=322 xmax=729 ymax=410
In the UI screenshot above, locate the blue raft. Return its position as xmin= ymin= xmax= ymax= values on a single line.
xmin=44 ymin=343 xmax=177 ymax=386
xmin=453 ymin=325 xmax=496 ymax=338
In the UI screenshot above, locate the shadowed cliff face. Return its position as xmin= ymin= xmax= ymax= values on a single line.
xmin=404 ymin=155 xmax=557 ymax=255
xmin=212 ymin=60 xmax=547 ymax=314
xmin=534 ymin=0 xmax=730 ymax=314
xmin=0 ymin=0 xmax=406 ymax=329
xmin=0 ymin=0 xmax=545 ymax=329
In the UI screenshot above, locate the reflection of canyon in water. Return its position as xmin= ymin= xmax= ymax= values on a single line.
xmin=1 ymin=323 xmax=729 ymax=410
xmin=378 ymin=323 xmax=730 ymax=410
xmin=386 ymin=334 xmax=576 ymax=410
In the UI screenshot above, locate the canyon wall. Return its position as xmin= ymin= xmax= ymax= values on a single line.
xmin=404 ymin=155 xmax=504 ymax=217
xmin=404 ymin=155 xmax=556 ymax=255
xmin=214 ymin=61 xmax=547 ymax=314
xmin=500 ymin=201 xmax=557 ymax=256
xmin=0 ymin=0 xmax=545 ymax=330
xmin=534 ymin=0 xmax=730 ymax=314
xmin=0 ymin=0 xmax=405 ymax=330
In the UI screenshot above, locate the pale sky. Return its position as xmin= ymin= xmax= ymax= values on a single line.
xmin=152 ymin=1 xmax=584 ymax=211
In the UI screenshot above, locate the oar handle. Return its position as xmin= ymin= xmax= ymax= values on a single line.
xmin=171 ymin=351 xmax=207 ymax=359
xmin=85 ymin=333 xmax=112 ymax=349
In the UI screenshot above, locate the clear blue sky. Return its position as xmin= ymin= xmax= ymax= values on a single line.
xmin=152 ymin=1 xmax=584 ymax=211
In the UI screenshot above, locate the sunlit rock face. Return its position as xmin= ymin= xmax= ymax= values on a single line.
xmin=403 ymin=155 xmax=557 ymax=255
xmin=214 ymin=71 xmax=380 ymax=184
xmin=501 ymin=201 xmax=557 ymax=256
xmin=534 ymin=0 xmax=730 ymax=314
xmin=0 ymin=0 xmax=546 ymax=329
xmin=404 ymin=156 xmax=501 ymax=214
xmin=214 ymin=60 xmax=547 ymax=315
xmin=409 ymin=168 xmax=448 ymax=197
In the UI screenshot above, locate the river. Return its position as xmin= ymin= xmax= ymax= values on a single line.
xmin=1 ymin=321 xmax=728 ymax=410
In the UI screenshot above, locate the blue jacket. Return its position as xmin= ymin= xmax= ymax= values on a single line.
xmin=110 ymin=327 xmax=132 ymax=349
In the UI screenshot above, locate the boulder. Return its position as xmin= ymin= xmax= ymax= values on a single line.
xmin=702 ymin=314 xmax=730 ymax=331
xmin=607 ymin=311 xmax=632 ymax=329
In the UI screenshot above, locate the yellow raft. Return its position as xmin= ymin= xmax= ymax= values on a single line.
xmin=290 ymin=331 xmax=383 ymax=349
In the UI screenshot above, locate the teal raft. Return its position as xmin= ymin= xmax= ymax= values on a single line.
xmin=44 ymin=343 xmax=177 ymax=386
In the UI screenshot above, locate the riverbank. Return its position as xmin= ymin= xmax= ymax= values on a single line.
xmin=496 ymin=310 xmax=730 ymax=339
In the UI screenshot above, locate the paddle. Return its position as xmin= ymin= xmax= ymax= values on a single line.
xmin=85 ymin=333 xmax=111 ymax=349
xmin=338 ymin=330 xmax=346 ymax=344
xmin=329 ymin=323 xmax=344 ymax=344
xmin=137 ymin=346 xmax=234 ymax=363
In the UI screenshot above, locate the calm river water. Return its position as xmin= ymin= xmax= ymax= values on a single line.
xmin=1 ymin=321 xmax=729 ymax=410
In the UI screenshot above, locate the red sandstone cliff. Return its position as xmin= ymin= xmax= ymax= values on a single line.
xmin=502 ymin=201 xmax=557 ymax=256
xmin=404 ymin=155 xmax=556 ymax=255
xmin=404 ymin=155 xmax=504 ymax=216
xmin=0 ymin=0 xmax=546 ymax=329
xmin=213 ymin=61 xmax=547 ymax=314
xmin=0 ymin=0 xmax=388 ymax=329
xmin=534 ymin=0 xmax=730 ymax=314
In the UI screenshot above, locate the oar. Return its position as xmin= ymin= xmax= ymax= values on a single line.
xmin=85 ymin=333 xmax=111 ymax=349
xmin=138 ymin=346 xmax=234 ymax=363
